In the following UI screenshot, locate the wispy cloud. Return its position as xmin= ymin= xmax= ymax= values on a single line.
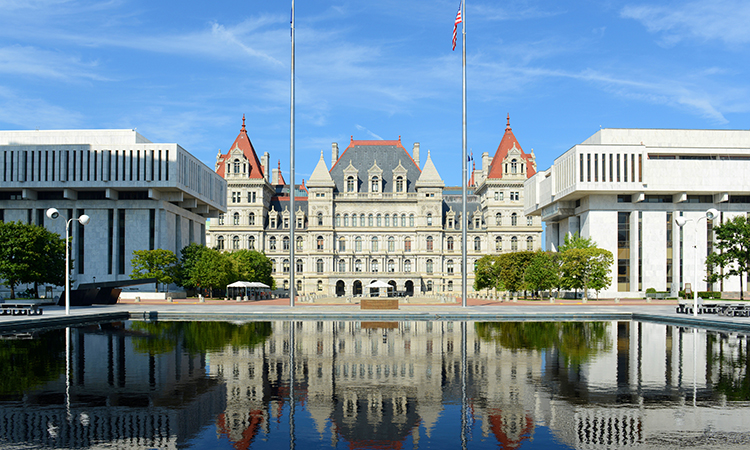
xmin=0 ymin=45 xmax=106 ymax=81
xmin=0 ymin=86 xmax=84 ymax=128
xmin=355 ymin=125 xmax=384 ymax=140
xmin=621 ymin=0 xmax=750 ymax=46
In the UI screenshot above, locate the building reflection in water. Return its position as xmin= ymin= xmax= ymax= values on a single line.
xmin=2 ymin=320 xmax=750 ymax=449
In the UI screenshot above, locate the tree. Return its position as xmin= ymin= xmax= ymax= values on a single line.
xmin=561 ymin=247 xmax=613 ymax=299
xmin=130 ymin=249 xmax=178 ymax=292
xmin=705 ymin=215 xmax=750 ymax=300
xmin=473 ymin=255 xmax=503 ymax=291
xmin=523 ymin=251 xmax=560 ymax=298
xmin=0 ymin=221 xmax=65 ymax=299
xmin=558 ymin=232 xmax=596 ymax=252
xmin=190 ymin=248 xmax=233 ymax=297
xmin=227 ymin=250 xmax=275 ymax=289
xmin=497 ymin=251 xmax=536 ymax=295
xmin=175 ymin=243 xmax=206 ymax=291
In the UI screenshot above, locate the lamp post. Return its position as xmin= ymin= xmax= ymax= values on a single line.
xmin=675 ymin=208 xmax=718 ymax=317
xmin=46 ymin=208 xmax=90 ymax=315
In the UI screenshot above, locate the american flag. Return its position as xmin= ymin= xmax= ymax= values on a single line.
xmin=452 ymin=2 xmax=462 ymax=51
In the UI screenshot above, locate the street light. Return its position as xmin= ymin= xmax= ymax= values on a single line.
xmin=46 ymin=208 xmax=90 ymax=315
xmin=675 ymin=208 xmax=719 ymax=317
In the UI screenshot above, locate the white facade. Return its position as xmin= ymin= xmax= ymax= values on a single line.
xmin=525 ymin=128 xmax=750 ymax=298
xmin=0 ymin=129 xmax=226 ymax=296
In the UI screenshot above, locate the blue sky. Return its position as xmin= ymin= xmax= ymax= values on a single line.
xmin=2 ymin=0 xmax=750 ymax=186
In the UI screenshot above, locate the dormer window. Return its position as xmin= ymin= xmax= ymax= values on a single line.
xmin=234 ymin=159 xmax=240 ymax=174
xmin=396 ymin=176 xmax=404 ymax=192
xmin=371 ymin=176 xmax=380 ymax=192
xmin=347 ymin=176 xmax=355 ymax=192
xmin=511 ymin=159 xmax=518 ymax=174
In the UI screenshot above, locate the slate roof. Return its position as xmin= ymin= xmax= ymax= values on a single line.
xmin=329 ymin=137 xmax=423 ymax=193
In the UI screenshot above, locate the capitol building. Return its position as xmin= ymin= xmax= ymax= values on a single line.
xmin=206 ymin=116 xmax=542 ymax=297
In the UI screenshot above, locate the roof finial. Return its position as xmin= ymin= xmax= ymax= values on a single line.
xmin=398 ymin=135 xmax=401 ymax=142
xmin=506 ymin=113 xmax=511 ymax=130
xmin=351 ymin=135 xmax=354 ymax=142
xmin=278 ymin=159 xmax=281 ymax=169
xmin=241 ymin=114 xmax=246 ymax=131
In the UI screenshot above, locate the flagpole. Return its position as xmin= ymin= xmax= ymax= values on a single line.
xmin=290 ymin=0 xmax=296 ymax=307
xmin=461 ymin=0 xmax=468 ymax=308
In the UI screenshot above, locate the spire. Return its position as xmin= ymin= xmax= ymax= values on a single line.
xmin=506 ymin=113 xmax=511 ymax=131
xmin=242 ymin=114 xmax=246 ymax=132
xmin=486 ymin=113 xmax=536 ymax=179
xmin=416 ymin=150 xmax=444 ymax=188
xmin=308 ymin=150 xmax=335 ymax=187
xmin=215 ymin=115 xmax=265 ymax=179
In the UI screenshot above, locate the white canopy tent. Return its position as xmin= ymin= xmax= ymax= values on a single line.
xmin=227 ymin=281 xmax=270 ymax=299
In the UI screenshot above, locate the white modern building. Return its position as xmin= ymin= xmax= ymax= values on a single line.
xmin=0 ymin=129 xmax=226 ymax=297
xmin=525 ymin=128 xmax=750 ymax=298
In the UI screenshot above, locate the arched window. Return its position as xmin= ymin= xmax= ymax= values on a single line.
xmin=376 ymin=214 xmax=382 ymax=227
xmin=335 ymin=214 xmax=341 ymax=227
xmin=368 ymin=214 xmax=374 ymax=227
xmin=527 ymin=236 xmax=534 ymax=250
xmin=233 ymin=159 xmax=240 ymax=173
xmin=283 ymin=259 xmax=290 ymax=273
xmin=248 ymin=236 xmax=255 ymax=250
xmin=231 ymin=235 xmax=239 ymax=249
xmin=387 ymin=259 xmax=395 ymax=272
xmin=396 ymin=176 xmax=404 ymax=192
xmin=387 ymin=236 xmax=395 ymax=252
xmin=233 ymin=212 xmax=240 ymax=225
xmin=404 ymin=238 xmax=411 ymax=252
xmin=297 ymin=279 xmax=302 ymax=292
xmin=409 ymin=214 xmax=415 ymax=227
xmin=404 ymin=260 xmax=412 ymax=273
xmin=355 ymin=236 xmax=362 ymax=252
xmin=426 ymin=236 xmax=434 ymax=251
xmin=474 ymin=236 xmax=481 ymax=251
xmin=371 ymin=236 xmax=378 ymax=252
xmin=495 ymin=213 xmax=502 ymax=226
xmin=511 ymin=213 xmax=518 ymax=226
xmin=495 ymin=236 xmax=502 ymax=252
xmin=448 ymin=280 xmax=454 ymax=291
xmin=447 ymin=237 xmax=454 ymax=251
xmin=338 ymin=259 xmax=346 ymax=272
xmin=317 ymin=212 xmax=323 ymax=226
xmin=347 ymin=176 xmax=355 ymax=192
xmin=355 ymin=259 xmax=362 ymax=272
xmin=344 ymin=214 xmax=349 ymax=227
xmin=217 ymin=236 xmax=225 ymax=250
xmin=248 ymin=212 xmax=255 ymax=225
xmin=426 ymin=280 xmax=433 ymax=292
xmin=511 ymin=236 xmax=518 ymax=251
xmin=283 ymin=236 xmax=290 ymax=250
xmin=384 ymin=214 xmax=390 ymax=227
xmin=427 ymin=213 xmax=432 ymax=226
xmin=296 ymin=236 xmax=303 ymax=251
xmin=360 ymin=214 xmax=366 ymax=227
xmin=296 ymin=259 xmax=303 ymax=273
xmin=317 ymin=235 xmax=324 ymax=250
xmin=218 ymin=213 xmax=224 ymax=225
xmin=317 ymin=280 xmax=323 ymax=292
xmin=426 ymin=259 xmax=433 ymax=274
xmin=371 ymin=260 xmax=379 ymax=272
xmin=269 ymin=236 xmax=277 ymax=250
xmin=339 ymin=236 xmax=346 ymax=251
xmin=316 ymin=259 xmax=324 ymax=273
xmin=511 ymin=159 xmax=518 ymax=173
xmin=401 ymin=214 xmax=407 ymax=227
xmin=394 ymin=213 xmax=399 ymax=227
xmin=447 ymin=260 xmax=454 ymax=273
xmin=371 ymin=176 xmax=379 ymax=192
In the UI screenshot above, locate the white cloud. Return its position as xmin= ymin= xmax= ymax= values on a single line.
xmin=355 ymin=125 xmax=384 ymax=140
xmin=0 ymin=45 xmax=106 ymax=81
xmin=0 ymin=86 xmax=85 ymax=128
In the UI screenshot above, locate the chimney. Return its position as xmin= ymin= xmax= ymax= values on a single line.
xmin=413 ymin=143 xmax=420 ymax=168
xmin=482 ymin=152 xmax=490 ymax=175
xmin=261 ymin=152 xmax=270 ymax=182
xmin=331 ymin=142 xmax=339 ymax=166
xmin=272 ymin=167 xmax=280 ymax=185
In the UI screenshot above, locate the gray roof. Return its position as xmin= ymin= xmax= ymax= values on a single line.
xmin=329 ymin=141 xmax=422 ymax=193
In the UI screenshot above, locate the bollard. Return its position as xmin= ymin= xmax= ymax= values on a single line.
xmin=199 ymin=296 xmax=205 ymax=303
xmin=614 ymin=297 xmax=620 ymax=303
xmin=135 ymin=296 xmax=140 ymax=303
xmin=236 ymin=296 xmax=241 ymax=302
xmin=167 ymin=296 xmax=172 ymax=303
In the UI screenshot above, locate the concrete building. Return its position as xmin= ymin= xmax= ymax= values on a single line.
xmin=0 ymin=129 xmax=226 ymax=297
xmin=524 ymin=128 xmax=750 ymax=298
xmin=207 ymin=115 xmax=542 ymax=297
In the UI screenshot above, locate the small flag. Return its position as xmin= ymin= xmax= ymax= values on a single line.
xmin=452 ymin=2 xmax=462 ymax=51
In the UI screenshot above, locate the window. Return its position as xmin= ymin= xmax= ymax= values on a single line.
xmin=404 ymin=260 xmax=411 ymax=273
xmin=511 ymin=213 xmax=518 ymax=226
xmin=270 ymin=217 xmax=276 ymax=228
xmin=426 ymin=236 xmax=434 ymax=251
xmin=283 ymin=259 xmax=290 ymax=273
xmin=217 ymin=236 xmax=225 ymax=250
xmin=393 ymin=213 xmax=399 ymax=227
xmin=344 ymin=214 xmax=349 ymax=226
xmin=339 ymin=237 xmax=346 ymax=251
xmin=427 ymin=213 xmax=432 ymax=226
xmin=297 ymin=216 xmax=303 ymax=229
xmin=347 ymin=176 xmax=355 ymax=192
xmin=335 ymin=214 xmax=341 ymax=227
xmin=511 ymin=236 xmax=518 ymax=251
xmin=296 ymin=236 xmax=303 ymax=251
xmin=355 ymin=236 xmax=362 ymax=252
xmin=371 ymin=236 xmax=378 ymax=252
xmin=404 ymin=238 xmax=411 ymax=252
xmin=527 ymin=216 xmax=533 ymax=226
xmin=388 ymin=259 xmax=395 ymax=272
xmin=376 ymin=214 xmax=382 ymax=227
xmin=231 ymin=191 xmax=238 ymax=203
xmin=371 ymin=176 xmax=379 ymax=192
xmin=474 ymin=236 xmax=481 ymax=251
xmin=247 ymin=191 xmax=256 ymax=203
xmin=317 ymin=213 xmax=323 ymax=226
xmin=387 ymin=236 xmax=395 ymax=252
xmin=296 ymin=259 xmax=303 ymax=273
xmin=401 ymin=214 xmax=406 ymax=227
xmin=409 ymin=214 xmax=415 ymax=227
xmin=317 ymin=236 xmax=324 ymax=251
xmin=355 ymin=259 xmax=362 ymax=272
xmin=426 ymin=259 xmax=433 ymax=274
xmin=368 ymin=214 xmax=374 ymax=227
xmin=249 ymin=212 xmax=255 ymax=225
xmin=447 ymin=260 xmax=454 ymax=273
xmin=283 ymin=217 xmax=289 ymax=229
xmin=494 ymin=192 xmax=499 ymax=201
xmin=316 ymin=259 xmax=324 ymax=273
xmin=526 ymin=236 xmax=533 ymax=251
xmin=283 ymin=236 xmax=290 ymax=250
xmin=510 ymin=192 xmax=519 ymax=201
xmin=510 ymin=159 xmax=517 ymax=173
xmin=248 ymin=236 xmax=255 ymax=250
xmin=385 ymin=214 xmax=390 ymax=227
xmin=495 ymin=236 xmax=502 ymax=251
xmin=447 ymin=237 xmax=454 ymax=251
xmin=234 ymin=159 xmax=240 ymax=173
xmin=371 ymin=260 xmax=379 ymax=272
xmin=360 ymin=214 xmax=366 ymax=227
xmin=317 ymin=280 xmax=323 ymax=292
xmin=396 ymin=176 xmax=404 ymax=192
xmin=269 ymin=236 xmax=277 ymax=250
xmin=338 ymin=259 xmax=346 ymax=272
xmin=231 ymin=236 xmax=239 ymax=249
xmin=218 ymin=213 xmax=225 ymax=225
xmin=233 ymin=212 xmax=239 ymax=225
xmin=448 ymin=280 xmax=453 ymax=291
xmin=270 ymin=259 xmax=276 ymax=273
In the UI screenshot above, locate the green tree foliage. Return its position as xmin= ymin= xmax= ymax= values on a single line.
xmin=557 ymin=232 xmax=596 ymax=252
xmin=130 ymin=321 xmax=272 ymax=354
xmin=130 ymin=249 xmax=178 ymax=292
xmin=705 ymin=215 xmax=750 ymax=300
xmin=191 ymin=247 xmax=233 ymax=297
xmin=473 ymin=255 xmax=503 ymax=291
xmin=227 ymin=250 xmax=275 ymax=289
xmin=561 ymin=248 xmax=614 ymax=299
xmin=0 ymin=328 xmax=66 ymax=395
xmin=0 ymin=221 xmax=66 ymax=299
xmin=175 ymin=242 xmax=206 ymax=290
xmin=523 ymin=251 xmax=560 ymax=298
xmin=497 ymin=251 xmax=536 ymax=294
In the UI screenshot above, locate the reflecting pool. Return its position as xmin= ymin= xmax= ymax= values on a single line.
xmin=2 ymin=320 xmax=750 ymax=449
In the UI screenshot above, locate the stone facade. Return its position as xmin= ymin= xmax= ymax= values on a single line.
xmin=207 ymin=116 xmax=542 ymax=296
